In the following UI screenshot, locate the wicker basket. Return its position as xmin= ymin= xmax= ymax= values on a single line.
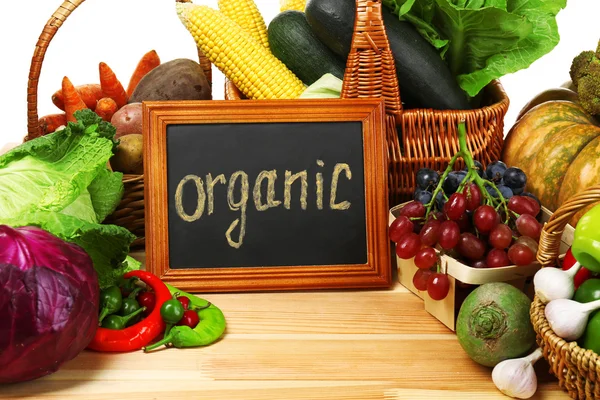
xmin=531 ymin=184 xmax=600 ymax=400
xmin=24 ymin=0 xmax=213 ymax=249
xmin=224 ymin=1 xmax=509 ymax=206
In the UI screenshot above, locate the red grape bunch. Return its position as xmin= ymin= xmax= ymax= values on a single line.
xmin=390 ymin=151 xmax=543 ymax=301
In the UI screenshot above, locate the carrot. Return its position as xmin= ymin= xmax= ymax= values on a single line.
xmin=62 ymin=76 xmax=88 ymax=122
xmin=126 ymin=50 xmax=161 ymax=97
xmin=95 ymin=97 xmax=118 ymax=122
xmin=38 ymin=113 xmax=67 ymax=136
xmin=99 ymin=62 xmax=128 ymax=108
xmin=52 ymin=83 xmax=102 ymax=111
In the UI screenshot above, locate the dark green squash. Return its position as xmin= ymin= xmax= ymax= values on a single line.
xmin=268 ymin=10 xmax=346 ymax=86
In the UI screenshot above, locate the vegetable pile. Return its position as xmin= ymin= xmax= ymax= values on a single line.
xmin=88 ymin=270 xmax=226 ymax=353
xmin=389 ymin=121 xmax=543 ymax=301
xmin=33 ymin=51 xmax=212 ymax=177
xmin=485 ymin=204 xmax=600 ymax=398
xmin=174 ymin=0 xmax=565 ymax=108
xmin=538 ymin=204 xmax=600 ymax=350
xmin=0 ymin=109 xmax=139 ymax=289
xmin=0 ymin=225 xmax=99 ymax=384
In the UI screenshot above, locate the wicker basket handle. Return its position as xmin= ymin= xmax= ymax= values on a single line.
xmin=25 ymin=0 xmax=212 ymax=141
xmin=537 ymin=184 xmax=600 ymax=268
xmin=340 ymin=0 xmax=402 ymax=118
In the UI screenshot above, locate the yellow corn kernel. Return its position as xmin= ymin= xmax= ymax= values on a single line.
xmin=218 ymin=0 xmax=269 ymax=49
xmin=279 ymin=0 xmax=306 ymax=12
xmin=177 ymin=3 xmax=305 ymax=100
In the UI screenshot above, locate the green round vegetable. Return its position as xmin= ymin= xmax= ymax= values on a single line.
xmin=456 ymin=282 xmax=536 ymax=367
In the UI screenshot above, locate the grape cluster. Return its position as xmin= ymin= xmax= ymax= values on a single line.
xmin=414 ymin=161 xmax=532 ymax=204
xmin=391 ymin=159 xmax=543 ymax=301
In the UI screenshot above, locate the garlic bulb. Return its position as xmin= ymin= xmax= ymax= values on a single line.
xmin=545 ymin=298 xmax=600 ymax=341
xmin=492 ymin=347 xmax=543 ymax=399
xmin=533 ymin=263 xmax=582 ymax=304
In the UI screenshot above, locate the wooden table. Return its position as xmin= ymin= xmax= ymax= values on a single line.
xmin=3 ymin=270 xmax=568 ymax=400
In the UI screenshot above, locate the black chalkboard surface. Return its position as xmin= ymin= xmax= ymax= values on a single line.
xmin=167 ymin=122 xmax=366 ymax=268
xmin=143 ymin=99 xmax=390 ymax=292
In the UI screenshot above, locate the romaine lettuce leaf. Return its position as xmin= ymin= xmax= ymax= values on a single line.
xmin=383 ymin=0 xmax=566 ymax=97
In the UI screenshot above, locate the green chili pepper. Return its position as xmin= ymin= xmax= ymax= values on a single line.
xmin=160 ymin=298 xmax=185 ymax=336
xmin=144 ymin=284 xmax=226 ymax=352
xmin=98 ymin=286 xmax=123 ymax=325
xmin=101 ymin=306 xmax=146 ymax=330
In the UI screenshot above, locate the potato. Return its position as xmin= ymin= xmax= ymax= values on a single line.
xmin=111 ymin=103 xmax=142 ymax=139
xmin=129 ymin=58 xmax=211 ymax=103
xmin=110 ymin=134 xmax=144 ymax=175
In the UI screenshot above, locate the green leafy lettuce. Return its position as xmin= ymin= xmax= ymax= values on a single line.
xmin=382 ymin=0 xmax=566 ymax=97
xmin=0 ymin=110 xmax=140 ymax=288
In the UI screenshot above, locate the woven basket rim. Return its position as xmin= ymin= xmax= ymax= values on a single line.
xmin=398 ymin=80 xmax=509 ymax=117
xmin=224 ymin=79 xmax=509 ymax=114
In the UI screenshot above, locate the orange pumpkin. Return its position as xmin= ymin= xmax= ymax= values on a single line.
xmin=502 ymin=97 xmax=600 ymax=226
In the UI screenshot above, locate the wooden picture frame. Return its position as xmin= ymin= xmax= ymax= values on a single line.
xmin=143 ymin=99 xmax=390 ymax=292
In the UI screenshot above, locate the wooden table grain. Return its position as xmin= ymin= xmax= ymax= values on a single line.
xmin=1 ymin=267 xmax=568 ymax=400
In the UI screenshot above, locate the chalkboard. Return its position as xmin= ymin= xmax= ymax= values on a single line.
xmin=144 ymin=100 xmax=390 ymax=292
xmin=167 ymin=121 xmax=366 ymax=268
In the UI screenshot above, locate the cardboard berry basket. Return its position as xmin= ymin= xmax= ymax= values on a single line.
xmin=389 ymin=202 xmax=574 ymax=331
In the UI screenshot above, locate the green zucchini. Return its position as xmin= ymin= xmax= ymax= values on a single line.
xmin=305 ymin=0 xmax=471 ymax=110
xmin=268 ymin=10 xmax=346 ymax=86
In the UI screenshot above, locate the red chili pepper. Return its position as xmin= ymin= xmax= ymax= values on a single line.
xmin=87 ymin=271 xmax=171 ymax=352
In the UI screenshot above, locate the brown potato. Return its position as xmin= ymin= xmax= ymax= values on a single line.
xmin=111 ymin=103 xmax=143 ymax=139
xmin=110 ymin=134 xmax=144 ymax=175
xmin=129 ymin=58 xmax=210 ymax=103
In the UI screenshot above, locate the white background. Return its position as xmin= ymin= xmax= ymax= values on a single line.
xmin=0 ymin=0 xmax=598 ymax=151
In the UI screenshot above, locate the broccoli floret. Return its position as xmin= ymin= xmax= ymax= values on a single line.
xmin=569 ymin=41 xmax=600 ymax=116
xmin=570 ymin=50 xmax=594 ymax=89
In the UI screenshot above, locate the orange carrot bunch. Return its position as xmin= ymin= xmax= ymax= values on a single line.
xmin=39 ymin=50 xmax=162 ymax=138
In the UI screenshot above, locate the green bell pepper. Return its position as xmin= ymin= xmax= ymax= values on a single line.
xmin=574 ymin=279 xmax=600 ymax=303
xmin=572 ymin=204 xmax=600 ymax=273
xmin=581 ymin=311 xmax=600 ymax=353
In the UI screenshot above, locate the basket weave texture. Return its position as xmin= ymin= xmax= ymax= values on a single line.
xmin=531 ymin=185 xmax=600 ymax=400
xmin=224 ymin=0 xmax=509 ymax=206
xmin=24 ymin=0 xmax=213 ymax=249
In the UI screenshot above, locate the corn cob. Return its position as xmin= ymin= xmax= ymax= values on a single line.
xmin=217 ymin=0 xmax=269 ymax=49
xmin=280 ymin=0 xmax=306 ymax=12
xmin=176 ymin=3 xmax=305 ymax=100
